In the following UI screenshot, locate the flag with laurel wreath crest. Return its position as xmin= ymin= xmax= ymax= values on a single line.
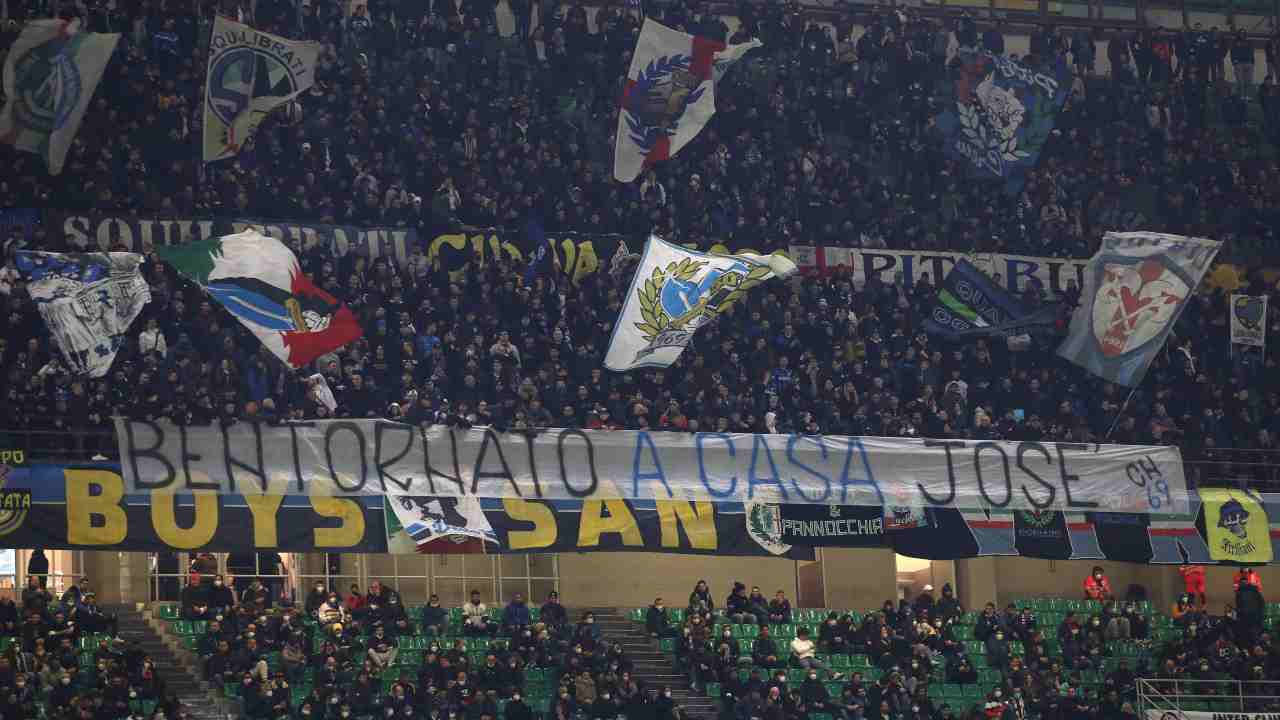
xmin=935 ymin=51 xmax=1071 ymax=192
xmin=604 ymin=236 xmax=796 ymax=371
xmin=613 ymin=19 xmax=760 ymax=183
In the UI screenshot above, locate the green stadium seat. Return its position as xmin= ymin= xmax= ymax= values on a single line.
xmin=659 ymin=638 xmax=675 ymax=653
xmin=706 ymin=683 xmax=721 ymax=697
xmin=158 ymin=605 xmax=180 ymax=620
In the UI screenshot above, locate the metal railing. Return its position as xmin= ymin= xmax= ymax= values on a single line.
xmin=1138 ymin=677 xmax=1280 ymax=716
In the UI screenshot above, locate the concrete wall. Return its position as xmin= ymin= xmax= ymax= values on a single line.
xmin=556 ymin=552 xmax=800 ymax=607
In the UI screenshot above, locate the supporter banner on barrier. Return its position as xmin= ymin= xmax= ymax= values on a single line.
xmin=1145 ymin=712 xmax=1270 ymax=720
xmin=45 ymin=212 xmax=412 ymax=262
xmin=1230 ymin=294 xmax=1268 ymax=349
xmin=113 ymin=419 xmax=1191 ymax=515
xmin=789 ymin=246 xmax=1090 ymax=297
xmin=0 ymin=463 xmax=809 ymax=557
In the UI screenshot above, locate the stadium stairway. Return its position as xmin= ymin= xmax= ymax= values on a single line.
xmin=117 ymin=606 xmax=233 ymax=720
xmin=588 ymin=607 xmax=718 ymax=720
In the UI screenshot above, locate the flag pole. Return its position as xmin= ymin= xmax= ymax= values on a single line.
xmin=1104 ymin=387 xmax=1139 ymax=441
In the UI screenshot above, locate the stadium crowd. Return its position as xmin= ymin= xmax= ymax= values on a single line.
xmin=0 ymin=575 xmax=186 ymax=720
xmin=648 ymin=569 xmax=1279 ymax=720
xmin=174 ymin=574 xmax=684 ymax=720
xmin=156 ymin=565 xmax=1280 ymax=720
xmin=1 ymin=0 xmax=1280 ymax=471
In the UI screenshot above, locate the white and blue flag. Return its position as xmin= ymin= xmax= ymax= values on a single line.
xmin=16 ymin=251 xmax=151 ymax=377
xmin=0 ymin=19 xmax=119 ymax=175
xmin=605 ymin=236 xmax=796 ymax=371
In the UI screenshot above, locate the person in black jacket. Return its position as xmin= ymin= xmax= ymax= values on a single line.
xmin=422 ymin=595 xmax=448 ymax=638
xmin=726 ymin=583 xmax=752 ymax=625
xmin=541 ymin=592 xmax=568 ymax=631
xmin=647 ymin=599 xmax=671 ymax=638
xmin=753 ymin=626 xmax=781 ymax=668
xmin=1235 ymin=578 xmax=1265 ymax=639
xmin=505 ymin=692 xmax=533 ymax=720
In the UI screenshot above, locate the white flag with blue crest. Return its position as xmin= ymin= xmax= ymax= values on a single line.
xmin=605 ymin=236 xmax=796 ymax=372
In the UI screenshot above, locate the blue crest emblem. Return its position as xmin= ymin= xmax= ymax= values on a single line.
xmin=624 ymin=54 xmax=707 ymax=156
xmin=633 ymin=256 xmax=769 ymax=364
xmin=11 ymin=36 xmax=83 ymax=134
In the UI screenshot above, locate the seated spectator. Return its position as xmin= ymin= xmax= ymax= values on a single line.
xmin=463 ymin=590 xmax=492 ymax=637
xmin=317 ymin=592 xmax=347 ymax=627
xmin=60 ymin=577 xmax=91 ymax=608
xmin=767 ymin=591 xmax=792 ymax=624
xmin=820 ymin=612 xmax=849 ymax=654
xmin=20 ymin=577 xmax=50 ymax=617
xmin=1084 ymin=566 xmax=1113 ymax=601
xmin=746 ymin=587 xmax=770 ymax=626
xmin=688 ymin=580 xmax=714 ymax=623
xmin=368 ymin=638 xmax=398 ymax=672
xmin=422 ymin=594 xmax=448 ymax=637
xmin=726 ymin=582 xmax=752 ymax=625
xmin=747 ymin=625 xmax=778 ymax=666
xmin=1233 ymin=567 xmax=1263 ymax=593
xmin=503 ymin=592 xmax=532 ymax=635
xmin=540 ymin=591 xmax=568 ymax=631
xmin=790 ymin=628 xmax=842 ymax=680
xmin=935 ymin=584 xmax=963 ymax=621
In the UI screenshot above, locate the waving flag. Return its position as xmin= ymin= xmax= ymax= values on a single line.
xmin=203 ymin=16 xmax=320 ymax=162
xmin=936 ymin=52 xmax=1070 ymax=192
xmin=0 ymin=20 xmax=119 ymax=175
xmin=16 ymin=252 xmax=149 ymax=377
xmin=156 ymin=230 xmax=362 ymax=368
xmin=605 ymin=236 xmax=795 ymax=371
xmin=614 ymin=19 xmax=760 ymax=183
xmin=924 ymin=259 xmax=1058 ymax=341
xmin=1057 ymin=232 xmax=1220 ymax=387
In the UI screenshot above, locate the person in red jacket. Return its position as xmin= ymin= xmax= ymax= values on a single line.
xmin=1234 ymin=567 xmax=1263 ymax=593
xmin=1084 ymin=566 xmax=1113 ymax=601
xmin=1179 ymin=565 xmax=1206 ymax=608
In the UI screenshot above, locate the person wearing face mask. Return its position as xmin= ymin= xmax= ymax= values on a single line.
xmin=540 ymin=592 xmax=568 ymax=631
xmin=422 ymin=595 xmax=448 ymax=638
xmin=305 ymin=583 xmax=329 ymax=616
xmin=655 ymin=686 xmax=678 ymax=720
xmin=209 ymin=576 xmax=236 ymax=615
xmin=318 ymin=593 xmax=347 ymax=628
xmin=799 ymin=668 xmax=830 ymax=712
xmin=505 ymin=691 xmax=532 ymax=720
xmin=985 ymin=628 xmax=1011 ymax=672
xmin=1083 ymin=566 xmax=1113 ymax=602
xmin=553 ymin=686 xmax=577 ymax=720
xmin=646 ymin=598 xmax=670 ymax=639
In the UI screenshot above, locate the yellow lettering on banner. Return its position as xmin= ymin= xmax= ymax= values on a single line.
xmin=578 ymin=499 xmax=642 ymax=547
xmin=500 ymin=240 xmax=524 ymax=264
xmin=311 ymin=496 xmax=365 ymax=547
xmin=503 ymin=499 xmax=556 ymax=549
xmin=569 ymin=241 xmax=598 ymax=285
xmin=656 ymin=500 xmax=717 ymax=549
xmin=428 ymin=233 xmax=467 ymax=261
xmin=243 ymin=493 xmax=285 ymax=547
xmin=152 ymin=491 xmax=218 ymax=549
xmin=65 ymin=470 xmax=128 ymax=546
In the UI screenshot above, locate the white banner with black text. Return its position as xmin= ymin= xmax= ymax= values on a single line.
xmin=113 ymin=420 xmax=1190 ymax=515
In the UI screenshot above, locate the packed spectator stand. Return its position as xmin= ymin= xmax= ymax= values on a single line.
xmin=0 ymin=575 xmax=182 ymax=720
xmin=0 ymin=0 xmax=1279 ymax=482
xmin=137 ymin=567 xmax=1280 ymax=720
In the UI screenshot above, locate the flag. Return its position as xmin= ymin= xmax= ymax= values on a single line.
xmin=15 ymin=252 xmax=149 ymax=377
xmin=614 ymin=19 xmax=760 ymax=182
xmin=155 ymin=229 xmax=362 ymax=368
xmin=203 ymin=16 xmax=320 ymax=162
xmin=935 ymin=51 xmax=1070 ymax=192
xmin=1057 ymin=232 xmax=1220 ymax=387
xmin=1230 ymin=294 xmax=1267 ymax=349
xmin=605 ymin=236 xmax=796 ymax=371
xmin=0 ymin=20 xmax=119 ymax=175
xmin=923 ymin=259 xmax=1058 ymax=341
xmin=1202 ymin=488 xmax=1272 ymax=564
xmin=522 ymin=217 xmax=549 ymax=285
xmin=386 ymin=495 xmax=497 ymax=554
xmin=306 ymin=373 xmax=336 ymax=412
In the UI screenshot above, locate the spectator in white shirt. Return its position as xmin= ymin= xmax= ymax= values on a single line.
xmin=138 ymin=319 xmax=168 ymax=357
xmin=790 ymin=628 xmax=842 ymax=680
xmin=463 ymin=589 xmax=493 ymax=636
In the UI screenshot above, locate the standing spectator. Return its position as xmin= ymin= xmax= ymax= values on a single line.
xmin=1231 ymin=30 xmax=1254 ymax=97
xmin=1233 ymin=567 xmax=1263 ymax=593
xmin=540 ymin=591 xmax=568 ymax=631
xmin=1235 ymin=577 xmax=1265 ymax=640
xmin=646 ymin=598 xmax=670 ymax=638
xmin=1179 ymin=565 xmax=1206 ymax=608
xmin=26 ymin=550 xmax=48 ymax=589
xmin=1083 ymin=566 xmax=1113 ymax=601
